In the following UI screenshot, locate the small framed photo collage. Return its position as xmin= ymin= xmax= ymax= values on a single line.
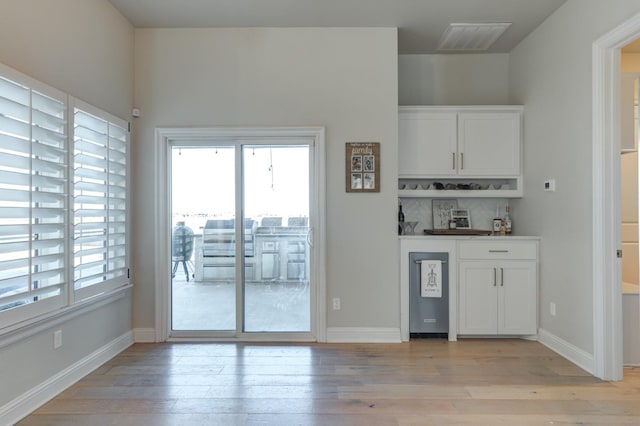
xmin=346 ymin=142 xmax=380 ymax=193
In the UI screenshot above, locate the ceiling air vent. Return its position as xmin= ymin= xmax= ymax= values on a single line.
xmin=437 ymin=23 xmax=512 ymax=51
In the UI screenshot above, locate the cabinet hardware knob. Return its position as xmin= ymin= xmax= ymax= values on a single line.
xmin=489 ymin=250 xmax=509 ymax=253
xmin=493 ymin=267 xmax=497 ymax=286
xmin=501 ymin=267 xmax=504 ymax=286
xmin=460 ymin=152 xmax=464 ymax=169
xmin=452 ymin=152 xmax=455 ymax=170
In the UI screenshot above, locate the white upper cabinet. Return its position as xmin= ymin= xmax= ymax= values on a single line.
xmin=457 ymin=112 xmax=521 ymax=176
xmin=399 ymin=111 xmax=457 ymax=177
xmin=399 ymin=106 xmax=522 ymax=178
xmin=398 ymin=106 xmax=523 ymax=198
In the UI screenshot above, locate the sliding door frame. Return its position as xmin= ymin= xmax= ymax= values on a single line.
xmin=154 ymin=127 xmax=326 ymax=342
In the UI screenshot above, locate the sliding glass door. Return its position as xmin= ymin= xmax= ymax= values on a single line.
xmin=170 ymin=146 xmax=236 ymax=331
xmin=170 ymin=141 xmax=312 ymax=337
xmin=242 ymin=145 xmax=310 ymax=332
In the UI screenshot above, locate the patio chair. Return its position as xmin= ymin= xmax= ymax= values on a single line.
xmin=172 ymin=221 xmax=194 ymax=281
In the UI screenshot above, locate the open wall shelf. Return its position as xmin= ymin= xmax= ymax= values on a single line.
xmin=398 ymin=177 xmax=522 ymax=198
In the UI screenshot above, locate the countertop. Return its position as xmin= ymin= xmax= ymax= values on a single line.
xmin=399 ymin=234 xmax=541 ymax=240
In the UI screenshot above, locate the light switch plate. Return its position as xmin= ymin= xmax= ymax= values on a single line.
xmin=544 ymin=179 xmax=556 ymax=192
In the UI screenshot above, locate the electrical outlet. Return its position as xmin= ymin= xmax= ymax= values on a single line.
xmin=332 ymin=298 xmax=341 ymax=310
xmin=550 ymin=302 xmax=556 ymax=317
xmin=53 ymin=330 xmax=62 ymax=349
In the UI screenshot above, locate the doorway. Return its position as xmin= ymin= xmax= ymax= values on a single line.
xmin=620 ymin=49 xmax=640 ymax=367
xmin=593 ymin=11 xmax=640 ymax=380
xmin=155 ymin=127 xmax=326 ymax=341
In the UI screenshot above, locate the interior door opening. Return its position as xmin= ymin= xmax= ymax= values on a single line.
xmin=620 ymin=44 xmax=640 ymax=368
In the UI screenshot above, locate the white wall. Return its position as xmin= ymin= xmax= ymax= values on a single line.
xmin=0 ymin=0 xmax=134 ymax=412
xmin=0 ymin=0 xmax=133 ymax=119
xmin=132 ymin=28 xmax=398 ymax=332
xmin=509 ymin=0 xmax=640 ymax=355
xmin=623 ymin=53 xmax=640 ymax=70
xmin=399 ymin=54 xmax=509 ymax=105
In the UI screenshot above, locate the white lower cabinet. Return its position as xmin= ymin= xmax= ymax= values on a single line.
xmin=458 ymin=241 xmax=538 ymax=336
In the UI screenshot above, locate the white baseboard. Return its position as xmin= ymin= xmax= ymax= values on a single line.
xmin=1 ymin=330 xmax=133 ymax=425
xmin=133 ymin=327 xmax=156 ymax=343
xmin=538 ymin=328 xmax=595 ymax=375
xmin=326 ymin=327 xmax=402 ymax=343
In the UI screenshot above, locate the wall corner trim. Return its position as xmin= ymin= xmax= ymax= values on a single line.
xmin=538 ymin=328 xmax=596 ymax=376
xmin=0 ymin=331 xmax=133 ymax=424
xmin=133 ymin=328 xmax=157 ymax=343
xmin=326 ymin=327 xmax=402 ymax=343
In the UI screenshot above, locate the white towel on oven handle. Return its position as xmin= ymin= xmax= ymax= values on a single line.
xmin=420 ymin=259 xmax=442 ymax=298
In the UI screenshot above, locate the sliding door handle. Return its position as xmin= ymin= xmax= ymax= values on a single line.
xmin=306 ymin=227 xmax=314 ymax=247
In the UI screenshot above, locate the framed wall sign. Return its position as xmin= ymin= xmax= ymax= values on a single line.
xmin=346 ymin=142 xmax=380 ymax=192
xmin=432 ymin=199 xmax=458 ymax=229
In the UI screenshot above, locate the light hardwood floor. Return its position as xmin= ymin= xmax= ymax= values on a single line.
xmin=18 ymin=339 xmax=640 ymax=425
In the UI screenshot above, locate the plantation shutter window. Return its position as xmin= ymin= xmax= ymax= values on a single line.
xmin=0 ymin=69 xmax=68 ymax=326
xmin=0 ymin=63 xmax=130 ymax=330
xmin=72 ymin=101 xmax=129 ymax=301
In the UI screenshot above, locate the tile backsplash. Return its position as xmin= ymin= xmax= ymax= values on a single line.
xmin=399 ymin=198 xmax=514 ymax=233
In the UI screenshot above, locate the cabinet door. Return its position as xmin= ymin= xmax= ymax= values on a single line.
xmin=497 ymin=261 xmax=537 ymax=335
xmin=399 ymin=112 xmax=457 ymax=177
xmin=457 ymin=112 xmax=521 ymax=176
xmin=458 ymin=262 xmax=498 ymax=334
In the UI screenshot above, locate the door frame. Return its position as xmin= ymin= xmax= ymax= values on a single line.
xmin=154 ymin=127 xmax=326 ymax=342
xmin=593 ymin=11 xmax=640 ymax=380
